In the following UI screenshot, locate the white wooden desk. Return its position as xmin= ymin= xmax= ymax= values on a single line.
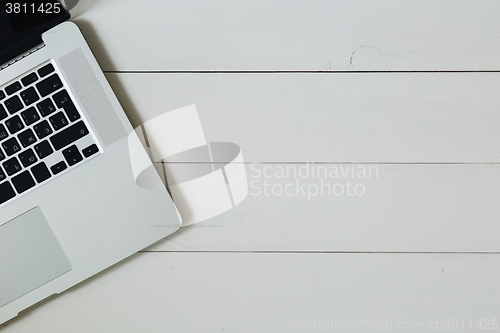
xmin=2 ymin=0 xmax=500 ymax=331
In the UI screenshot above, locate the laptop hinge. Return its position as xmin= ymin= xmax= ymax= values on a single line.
xmin=0 ymin=35 xmax=44 ymax=71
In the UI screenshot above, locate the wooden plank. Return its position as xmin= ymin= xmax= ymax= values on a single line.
xmin=2 ymin=252 xmax=500 ymax=332
xmin=148 ymin=163 xmax=500 ymax=252
xmin=72 ymin=0 xmax=500 ymax=72
xmin=107 ymin=73 xmax=500 ymax=163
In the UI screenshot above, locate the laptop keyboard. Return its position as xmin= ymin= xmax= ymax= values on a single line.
xmin=0 ymin=62 xmax=101 ymax=206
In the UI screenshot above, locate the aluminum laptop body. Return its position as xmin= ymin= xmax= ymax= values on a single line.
xmin=0 ymin=4 xmax=180 ymax=324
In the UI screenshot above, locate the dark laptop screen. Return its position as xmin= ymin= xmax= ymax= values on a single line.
xmin=0 ymin=1 xmax=69 ymax=65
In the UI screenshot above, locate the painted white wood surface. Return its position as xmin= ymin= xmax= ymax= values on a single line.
xmin=146 ymin=163 xmax=500 ymax=252
xmin=107 ymin=73 xmax=500 ymax=163
xmin=71 ymin=0 xmax=500 ymax=71
xmin=2 ymin=253 xmax=500 ymax=332
xmin=103 ymin=73 xmax=500 ymax=251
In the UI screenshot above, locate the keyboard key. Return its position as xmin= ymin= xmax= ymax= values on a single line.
xmin=0 ymin=181 xmax=16 ymax=205
xmin=12 ymin=171 xmax=35 ymax=194
xmin=0 ymin=124 xmax=9 ymax=142
xmin=36 ymin=98 xmax=56 ymax=117
xmin=0 ymin=90 xmax=5 ymax=100
xmin=2 ymin=137 xmax=21 ymax=156
xmin=4 ymin=95 xmax=23 ymax=114
xmin=62 ymin=145 xmax=83 ymax=166
xmin=33 ymin=140 xmax=53 ymax=159
xmin=49 ymin=111 xmax=69 ymax=131
xmin=36 ymin=74 xmax=63 ymax=97
xmin=0 ymin=148 xmax=4 ymax=161
xmin=0 ymin=104 xmax=7 ymax=120
xmin=50 ymin=121 xmax=89 ymax=151
xmin=18 ymin=149 xmax=38 ymax=168
xmin=53 ymin=90 xmax=80 ymax=122
xmin=5 ymin=81 xmax=22 ymax=95
xmin=5 ymin=115 xmax=24 ymax=134
xmin=82 ymin=144 xmax=99 ymax=158
xmin=31 ymin=162 xmax=51 ymax=183
xmin=33 ymin=120 xmax=53 ymax=139
xmin=17 ymin=128 xmax=37 ymax=148
xmin=37 ymin=63 xmax=55 ymax=78
xmin=20 ymin=87 xmax=39 ymax=106
xmin=21 ymin=107 xmax=40 ymax=125
xmin=21 ymin=72 xmax=38 ymax=86
xmin=50 ymin=161 xmax=67 ymax=175
xmin=3 ymin=157 xmax=22 ymax=176
xmin=0 ymin=168 xmax=5 ymax=181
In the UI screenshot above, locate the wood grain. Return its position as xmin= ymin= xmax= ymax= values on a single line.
xmin=145 ymin=163 xmax=500 ymax=252
xmin=102 ymin=73 xmax=500 ymax=252
xmin=107 ymin=72 xmax=500 ymax=163
xmin=72 ymin=0 xmax=500 ymax=72
xmin=2 ymin=252 xmax=499 ymax=332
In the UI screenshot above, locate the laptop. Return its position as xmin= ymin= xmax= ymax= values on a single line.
xmin=0 ymin=0 xmax=180 ymax=324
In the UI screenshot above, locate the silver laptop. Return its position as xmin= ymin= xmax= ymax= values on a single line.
xmin=0 ymin=1 xmax=180 ymax=324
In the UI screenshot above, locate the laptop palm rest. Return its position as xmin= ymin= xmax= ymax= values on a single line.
xmin=0 ymin=207 xmax=72 ymax=308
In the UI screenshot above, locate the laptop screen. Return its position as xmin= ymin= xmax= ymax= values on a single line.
xmin=0 ymin=1 xmax=69 ymax=65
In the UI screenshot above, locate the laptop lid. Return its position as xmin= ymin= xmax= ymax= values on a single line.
xmin=0 ymin=0 xmax=70 ymax=66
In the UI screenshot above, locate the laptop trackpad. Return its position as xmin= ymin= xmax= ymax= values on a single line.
xmin=0 ymin=207 xmax=72 ymax=308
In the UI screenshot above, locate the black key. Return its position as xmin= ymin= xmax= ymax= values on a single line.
xmin=50 ymin=121 xmax=89 ymax=151
xmin=21 ymin=73 xmax=38 ymax=86
xmin=31 ymin=162 xmax=51 ymax=183
xmin=0 ymin=104 xmax=7 ymax=120
xmin=0 ymin=148 xmax=4 ymax=161
xmin=5 ymin=115 xmax=24 ymax=134
xmin=2 ymin=137 xmax=21 ymax=156
xmin=49 ymin=111 xmax=69 ymax=131
xmin=33 ymin=120 xmax=53 ymax=139
xmin=0 ymin=90 xmax=5 ymax=100
xmin=36 ymin=98 xmax=57 ymax=117
xmin=5 ymin=81 xmax=22 ymax=95
xmin=0 ymin=168 xmax=6 ymax=181
xmin=0 ymin=181 xmax=16 ymax=205
xmin=53 ymin=90 xmax=80 ymax=122
xmin=21 ymin=107 xmax=40 ymax=125
xmin=33 ymin=140 xmax=53 ymax=159
xmin=62 ymin=145 xmax=83 ymax=166
xmin=17 ymin=129 xmax=37 ymax=148
xmin=50 ymin=161 xmax=67 ymax=175
xmin=18 ymin=149 xmax=38 ymax=168
xmin=82 ymin=144 xmax=99 ymax=158
xmin=0 ymin=124 xmax=8 ymax=142
xmin=3 ymin=157 xmax=22 ymax=176
xmin=4 ymin=95 xmax=23 ymax=114
xmin=38 ymin=63 xmax=55 ymax=78
xmin=12 ymin=171 xmax=35 ymax=194
xmin=20 ymin=87 xmax=39 ymax=106
xmin=36 ymin=74 xmax=63 ymax=97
